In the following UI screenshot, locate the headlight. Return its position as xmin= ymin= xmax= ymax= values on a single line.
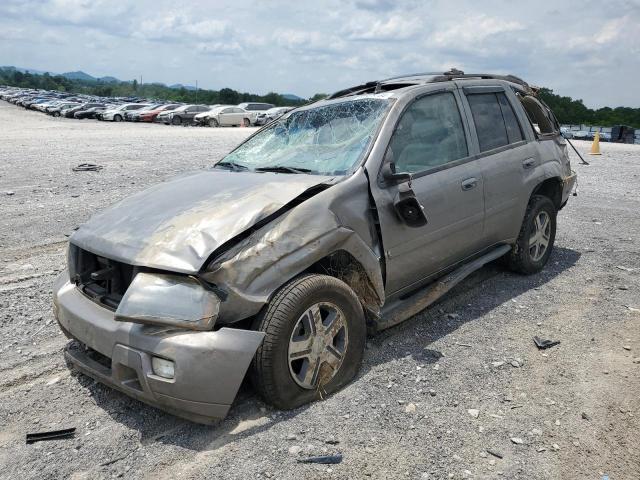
xmin=115 ymin=272 xmax=220 ymax=330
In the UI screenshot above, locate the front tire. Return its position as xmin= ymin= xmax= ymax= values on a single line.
xmin=243 ymin=118 xmax=251 ymax=127
xmin=113 ymin=114 xmax=122 ymax=122
xmin=209 ymin=118 xmax=219 ymax=127
xmin=251 ymin=274 xmax=365 ymax=410
xmin=507 ymin=195 xmax=557 ymax=274
xmin=172 ymin=116 xmax=182 ymax=125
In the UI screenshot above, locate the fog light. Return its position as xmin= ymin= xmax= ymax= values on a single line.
xmin=151 ymin=357 xmax=175 ymax=379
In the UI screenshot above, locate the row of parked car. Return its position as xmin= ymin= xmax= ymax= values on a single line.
xmin=0 ymin=86 xmax=295 ymax=127
xmin=560 ymin=124 xmax=640 ymax=144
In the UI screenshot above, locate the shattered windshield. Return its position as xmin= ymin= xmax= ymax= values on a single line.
xmin=220 ymin=98 xmax=391 ymax=175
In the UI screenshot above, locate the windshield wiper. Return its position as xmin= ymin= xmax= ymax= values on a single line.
xmin=214 ymin=161 xmax=248 ymax=172
xmin=254 ymin=165 xmax=313 ymax=174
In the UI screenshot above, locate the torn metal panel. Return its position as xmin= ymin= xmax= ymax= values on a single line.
xmin=201 ymin=172 xmax=385 ymax=322
xmin=70 ymin=170 xmax=336 ymax=273
xmin=115 ymin=272 xmax=221 ymax=330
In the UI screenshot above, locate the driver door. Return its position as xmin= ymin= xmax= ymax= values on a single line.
xmin=373 ymin=89 xmax=486 ymax=295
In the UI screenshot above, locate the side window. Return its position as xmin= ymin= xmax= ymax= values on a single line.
xmin=519 ymin=95 xmax=557 ymax=135
xmin=222 ymin=108 xmax=232 ymax=114
xmin=467 ymin=93 xmax=508 ymax=151
xmin=387 ymin=92 xmax=468 ymax=173
xmin=497 ymin=93 xmax=523 ymax=144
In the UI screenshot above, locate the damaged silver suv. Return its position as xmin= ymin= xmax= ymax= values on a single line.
xmin=53 ymin=71 xmax=577 ymax=423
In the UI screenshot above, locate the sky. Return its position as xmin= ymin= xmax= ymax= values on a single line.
xmin=1 ymin=0 xmax=639 ymax=108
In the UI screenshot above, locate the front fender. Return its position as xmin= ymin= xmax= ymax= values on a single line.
xmin=200 ymin=175 xmax=384 ymax=323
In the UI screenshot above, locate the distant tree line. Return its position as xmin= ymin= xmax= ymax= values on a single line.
xmin=0 ymin=68 xmax=318 ymax=107
xmin=538 ymin=88 xmax=639 ymax=128
xmin=2 ymin=68 xmax=638 ymax=127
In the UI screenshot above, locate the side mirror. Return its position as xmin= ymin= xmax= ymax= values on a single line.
xmin=393 ymin=183 xmax=428 ymax=227
xmin=381 ymin=162 xmax=411 ymax=185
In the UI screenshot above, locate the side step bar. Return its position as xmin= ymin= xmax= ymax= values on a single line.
xmin=373 ymin=244 xmax=511 ymax=332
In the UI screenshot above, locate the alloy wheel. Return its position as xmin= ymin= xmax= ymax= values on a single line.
xmin=288 ymin=302 xmax=348 ymax=390
xmin=529 ymin=211 xmax=550 ymax=261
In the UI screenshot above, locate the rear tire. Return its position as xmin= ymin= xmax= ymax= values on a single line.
xmin=243 ymin=118 xmax=251 ymax=127
xmin=507 ymin=195 xmax=557 ymax=274
xmin=251 ymin=274 xmax=365 ymax=410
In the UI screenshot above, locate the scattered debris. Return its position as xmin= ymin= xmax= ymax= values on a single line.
xmin=616 ymin=266 xmax=633 ymax=272
xmin=405 ymin=403 xmax=417 ymax=413
xmin=623 ymin=345 xmax=631 ymax=351
xmin=288 ymin=445 xmax=302 ymax=455
xmin=581 ymin=412 xmax=590 ymax=420
xmin=486 ymin=449 xmax=503 ymax=459
xmin=455 ymin=342 xmax=472 ymax=348
xmin=325 ymin=438 xmax=340 ymax=445
xmin=26 ymin=427 xmax=76 ymax=444
xmin=625 ymin=306 xmax=640 ymax=313
xmin=491 ymin=361 xmax=505 ymax=368
xmin=533 ymin=336 xmax=561 ymax=350
xmin=297 ymin=454 xmax=343 ymax=465
xmin=467 ymin=409 xmax=479 ymax=419
xmin=5 ymin=191 xmax=15 ymax=196
xmin=72 ymin=163 xmax=103 ymax=172
xmin=510 ymin=437 xmax=524 ymax=445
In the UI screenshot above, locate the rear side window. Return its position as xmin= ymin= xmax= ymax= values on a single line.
xmin=519 ymin=95 xmax=557 ymax=135
xmin=467 ymin=92 xmax=523 ymax=152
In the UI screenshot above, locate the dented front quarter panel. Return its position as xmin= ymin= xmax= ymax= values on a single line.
xmin=201 ymin=169 xmax=385 ymax=323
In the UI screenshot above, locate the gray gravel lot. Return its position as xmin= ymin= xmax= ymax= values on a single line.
xmin=0 ymin=101 xmax=638 ymax=480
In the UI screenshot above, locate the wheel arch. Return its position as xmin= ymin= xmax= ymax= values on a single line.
xmin=531 ymin=176 xmax=563 ymax=210
xmin=300 ymin=249 xmax=381 ymax=318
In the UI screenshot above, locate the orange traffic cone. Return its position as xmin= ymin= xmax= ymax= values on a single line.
xmin=589 ymin=132 xmax=602 ymax=155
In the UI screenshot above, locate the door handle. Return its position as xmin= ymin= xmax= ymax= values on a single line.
xmin=461 ymin=177 xmax=478 ymax=191
xmin=522 ymin=158 xmax=536 ymax=169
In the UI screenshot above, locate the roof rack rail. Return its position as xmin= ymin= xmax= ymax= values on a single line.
xmin=328 ymin=69 xmax=533 ymax=99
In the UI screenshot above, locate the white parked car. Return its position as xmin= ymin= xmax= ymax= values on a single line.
xmin=99 ymin=103 xmax=149 ymax=122
xmin=255 ymin=107 xmax=295 ymax=126
xmin=193 ymin=104 xmax=226 ymax=126
xmin=205 ymin=106 xmax=258 ymax=127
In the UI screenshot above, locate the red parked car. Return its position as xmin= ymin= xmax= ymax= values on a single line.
xmin=138 ymin=104 xmax=182 ymax=122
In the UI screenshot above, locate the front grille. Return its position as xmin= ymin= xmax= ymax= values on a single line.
xmin=68 ymin=245 xmax=136 ymax=310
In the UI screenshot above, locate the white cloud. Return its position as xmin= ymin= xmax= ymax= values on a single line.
xmin=196 ymin=41 xmax=243 ymax=56
xmin=134 ymin=14 xmax=231 ymax=42
xmin=344 ymin=14 xmax=421 ymax=40
xmin=273 ymin=29 xmax=345 ymax=54
xmin=430 ymin=14 xmax=524 ymax=48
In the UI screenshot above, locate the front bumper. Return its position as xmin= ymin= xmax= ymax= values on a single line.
xmin=53 ymin=272 xmax=265 ymax=424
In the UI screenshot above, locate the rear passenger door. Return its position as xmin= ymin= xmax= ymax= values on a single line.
xmin=219 ymin=107 xmax=235 ymax=125
xmin=374 ymin=89 xmax=486 ymax=295
xmin=460 ymin=86 xmax=543 ymax=244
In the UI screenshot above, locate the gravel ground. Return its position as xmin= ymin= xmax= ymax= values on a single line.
xmin=0 ymin=101 xmax=638 ymax=480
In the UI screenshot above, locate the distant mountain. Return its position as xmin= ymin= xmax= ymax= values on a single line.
xmin=282 ymin=93 xmax=304 ymax=101
xmin=61 ymin=71 xmax=95 ymax=81
xmin=97 ymin=76 xmax=120 ymax=83
xmin=169 ymin=83 xmax=197 ymax=91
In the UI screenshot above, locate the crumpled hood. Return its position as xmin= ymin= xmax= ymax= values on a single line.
xmin=71 ymin=170 xmax=334 ymax=273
